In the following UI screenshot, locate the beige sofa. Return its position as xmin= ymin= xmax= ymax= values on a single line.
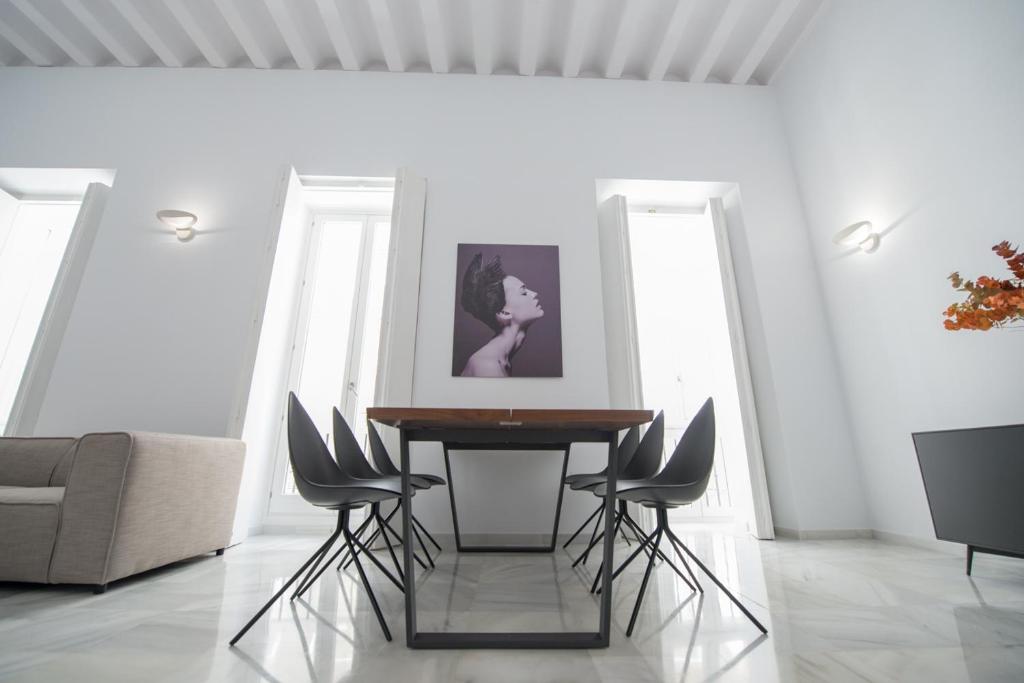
xmin=0 ymin=432 xmax=245 ymax=593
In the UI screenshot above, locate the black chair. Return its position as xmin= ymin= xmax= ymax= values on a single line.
xmin=329 ymin=409 xmax=436 ymax=571
xmin=229 ymin=393 xmax=404 ymax=645
xmin=560 ymin=426 xmax=640 ymax=550
xmin=570 ymin=413 xmax=687 ymax=569
xmin=363 ymin=420 xmax=445 ymax=557
xmin=291 ymin=408 xmax=433 ymax=598
xmin=597 ymin=398 xmax=768 ymax=637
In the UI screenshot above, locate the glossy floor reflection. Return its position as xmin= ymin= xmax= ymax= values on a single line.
xmin=1 ymin=525 xmax=1023 ymax=681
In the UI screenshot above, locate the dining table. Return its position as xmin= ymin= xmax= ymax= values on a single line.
xmin=367 ymin=407 xmax=653 ymax=650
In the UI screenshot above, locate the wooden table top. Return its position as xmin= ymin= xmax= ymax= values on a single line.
xmin=366 ymin=407 xmax=653 ymax=431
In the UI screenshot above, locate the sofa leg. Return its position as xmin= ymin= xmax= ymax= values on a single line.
xmin=216 ymin=548 xmax=225 ymax=556
xmin=92 ymin=584 xmax=107 ymax=595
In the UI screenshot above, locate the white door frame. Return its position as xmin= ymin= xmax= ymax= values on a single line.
xmin=597 ymin=193 xmax=775 ymax=539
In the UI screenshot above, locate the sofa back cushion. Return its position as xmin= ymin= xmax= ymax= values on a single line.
xmin=49 ymin=442 xmax=77 ymax=486
xmin=0 ymin=438 xmax=78 ymax=487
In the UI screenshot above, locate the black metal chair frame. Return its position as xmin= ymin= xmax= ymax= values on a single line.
xmin=230 ymin=394 xmax=407 ymax=645
xmin=230 ymin=506 xmax=404 ymax=645
xmin=593 ymin=399 xmax=768 ymax=638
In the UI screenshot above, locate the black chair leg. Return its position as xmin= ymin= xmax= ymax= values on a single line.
xmin=294 ymin=542 xmax=346 ymax=601
xmin=665 ymin=526 xmax=766 ymax=635
xmin=627 ymin=528 xmax=663 ymax=637
xmin=563 ymin=502 xmax=602 ymax=548
xmin=292 ymin=531 xmax=340 ymax=600
xmin=664 ymin=530 xmax=702 ymax=592
xmin=614 ymin=511 xmax=696 ymax=593
xmin=413 ymin=513 xmax=443 ymax=552
xmin=408 ymin=517 xmax=436 ymax=569
xmin=593 ymin=526 xmax=658 ymax=594
xmin=344 ymin=518 xmax=392 ymax=642
xmin=374 ymin=512 xmax=406 ymax=584
xmin=336 ymin=511 xmax=379 ymax=569
xmin=231 ymin=520 xmax=343 ymax=646
xmin=342 ymin=515 xmax=429 ymax=572
xmin=377 ymin=516 xmax=430 ymax=570
xmin=579 ymin=506 xmax=605 ymax=564
xmin=346 ymin=524 xmax=406 ymax=592
xmin=588 ymin=512 xmax=627 ymax=592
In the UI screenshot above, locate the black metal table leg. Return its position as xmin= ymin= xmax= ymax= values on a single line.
xmin=402 ymin=428 xmax=619 ymax=649
xmin=442 ymin=443 xmax=572 ymax=553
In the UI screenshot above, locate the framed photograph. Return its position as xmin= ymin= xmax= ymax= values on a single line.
xmin=452 ymin=243 xmax=563 ymax=378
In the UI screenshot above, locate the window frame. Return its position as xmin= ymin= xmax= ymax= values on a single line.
xmin=267 ymin=210 xmax=391 ymax=519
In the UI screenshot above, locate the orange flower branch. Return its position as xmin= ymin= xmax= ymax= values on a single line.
xmin=944 ymin=241 xmax=1024 ymax=331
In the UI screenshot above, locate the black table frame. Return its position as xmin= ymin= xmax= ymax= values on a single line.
xmin=442 ymin=442 xmax=571 ymax=553
xmin=398 ymin=426 xmax=619 ymax=649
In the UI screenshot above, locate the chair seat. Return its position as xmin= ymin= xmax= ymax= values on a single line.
xmin=594 ymin=481 xmax=702 ymax=508
xmin=564 ymin=472 xmax=603 ymax=486
xmin=568 ymin=473 xmax=608 ymax=491
xmin=413 ymin=473 xmax=446 ymax=487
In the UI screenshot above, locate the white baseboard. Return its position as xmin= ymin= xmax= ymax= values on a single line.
xmin=772 ymin=525 xmax=963 ymax=556
xmin=870 ymin=529 xmax=961 ymax=555
xmin=773 ymin=526 xmax=872 ymax=540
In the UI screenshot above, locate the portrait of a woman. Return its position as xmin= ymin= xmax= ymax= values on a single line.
xmin=452 ymin=244 xmax=562 ymax=378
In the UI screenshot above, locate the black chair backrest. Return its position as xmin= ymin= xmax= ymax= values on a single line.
xmin=615 ymin=425 xmax=641 ymax=474
xmin=621 ymin=411 xmax=665 ymax=480
xmin=366 ymin=421 xmax=401 ymax=477
xmin=287 ymin=393 xmax=350 ymax=501
xmin=332 ymin=408 xmax=381 ymax=479
xmin=652 ymin=398 xmax=716 ymax=493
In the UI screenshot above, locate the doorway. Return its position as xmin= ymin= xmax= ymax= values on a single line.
xmin=596 ymin=182 xmax=774 ymax=539
xmin=628 ymin=208 xmax=749 ymax=523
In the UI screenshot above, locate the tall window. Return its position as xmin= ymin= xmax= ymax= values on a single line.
xmin=0 ymin=201 xmax=81 ymax=434
xmin=275 ymin=213 xmax=391 ymax=498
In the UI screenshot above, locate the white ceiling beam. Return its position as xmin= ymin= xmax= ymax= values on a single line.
xmin=164 ymin=0 xmax=228 ymax=68
xmin=647 ymin=0 xmax=696 ymax=81
xmin=109 ymin=0 xmax=181 ymax=67
xmin=10 ymin=0 xmax=91 ymax=66
xmin=367 ymin=0 xmax=404 ymax=72
xmin=264 ymin=0 xmax=316 ymax=69
xmin=518 ymin=0 xmax=543 ymax=77
xmin=214 ymin=0 xmax=271 ymax=69
xmin=470 ymin=0 xmax=493 ymax=75
xmin=731 ymin=0 xmax=800 ymax=84
xmin=0 ymin=16 xmax=49 ymax=65
xmin=605 ymin=0 xmax=643 ymax=79
xmin=689 ymin=0 xmax=744 ymax=83
xmin=314 ymin=0 xmax=359 ymax=70
xmin=419 ymin=0 xmax=449 ymax=74
xmin=62 ymin=0 xmax=138 ymax=67
xmin=561 ymin=0 xmax=594 ymax=78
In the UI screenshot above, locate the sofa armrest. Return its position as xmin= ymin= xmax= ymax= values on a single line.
xmin=48 ymin=432 xmax=245 ymax=586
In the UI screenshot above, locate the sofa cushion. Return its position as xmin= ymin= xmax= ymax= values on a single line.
xmin=0 ymin=438 xmax=78 ymax=487
xmin=0 ymin=486 xmax=64 ymax=583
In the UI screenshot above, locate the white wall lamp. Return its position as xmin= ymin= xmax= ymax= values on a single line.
xmin=833 ymin=220 xmax=879 ymax=253
xmin=156 ymin=209 xmax=198 ymax=242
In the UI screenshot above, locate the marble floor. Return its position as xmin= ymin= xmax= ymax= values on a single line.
xmin=1 ymin=525 xmax=1023 ymax=682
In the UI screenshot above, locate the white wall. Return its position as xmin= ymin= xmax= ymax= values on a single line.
xmin=775 ymin=0 xmax=1024 ymax=539
xmin=0 ymin=67 xmax=865 ymax=535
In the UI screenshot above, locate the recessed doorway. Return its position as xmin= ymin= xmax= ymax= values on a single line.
xmin=596 ymin=180 xmax=774 ymax=539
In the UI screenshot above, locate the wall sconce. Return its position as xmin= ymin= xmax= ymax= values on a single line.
xmin=156 ymin=209 xmax=197 ymax=242
xmin=833 ymin=220 xmax=879 ymax=253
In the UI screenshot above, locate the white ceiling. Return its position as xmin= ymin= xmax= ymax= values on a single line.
xmin=0 ymin=0 xmax=822 ymax=85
